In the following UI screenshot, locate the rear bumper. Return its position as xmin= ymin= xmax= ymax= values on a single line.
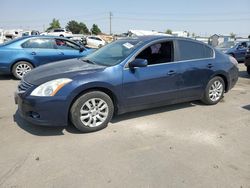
xmin=15 ymin=92 xmax=69 ymax=127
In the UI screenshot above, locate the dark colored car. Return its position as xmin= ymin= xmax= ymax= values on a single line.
xmin=15 ymin=36 xmax=239 ymax=132
xmin=244 ymin=46 xmax=250 ymax=75
xmin=225 ymin=41 xmax=250 ymax=62
xmin=0 ymin=36 xmax=94 ymax=79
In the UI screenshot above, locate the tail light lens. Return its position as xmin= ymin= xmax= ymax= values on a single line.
xmin=229 ymin=56 xmax=238 ymax=67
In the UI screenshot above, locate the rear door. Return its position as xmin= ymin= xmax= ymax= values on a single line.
xmin=175 ymin=39 xmax=215 ymax=99
xmin=22 ymin=38 xmax=61 ymax=66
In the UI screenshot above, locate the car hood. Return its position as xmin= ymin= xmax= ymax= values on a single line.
xmin=24 ymin=58 xmax=106 ymax=85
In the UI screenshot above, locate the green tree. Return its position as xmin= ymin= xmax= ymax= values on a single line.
xmin=79 ymin=22 xmax=90 ymax=34
xmin=165 ymin=29 xmax=172 ymax=35
xmin=230 ymin=32 xmax=236 ymax=39
xmin=91 ymin=24 xmax=102 ymax=35
xmin=46 ymin=18 xmax=61 ymax=31
xmin=66 ymin=20 xmax=89 ymax=34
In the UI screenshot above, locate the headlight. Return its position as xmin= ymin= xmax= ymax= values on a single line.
xmin=30 ymin=78 xmax=72 ymax=96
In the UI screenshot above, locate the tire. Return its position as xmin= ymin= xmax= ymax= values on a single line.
xmin=202 ymin=76 xmax=225 ymax=105
xmin=247 ymin=66 xmax=250 ymax=75
xmin=59 ymin=35 xmax=64 ymax=37
xmin=70 ymin=91 xmax=114 ymax=133
xmin=12 ymin=61 xmax=33 ymax=79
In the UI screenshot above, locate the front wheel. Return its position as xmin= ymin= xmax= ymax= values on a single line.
xmin=12 ymin=61 xmax=33 ymax=79
xmin=247 ymin=66 xmax=250 ymax=75
xmin=70 ymin=91 xmax=114 ymax=133
xmin=202 ymin=76 xmax=225 ymax=105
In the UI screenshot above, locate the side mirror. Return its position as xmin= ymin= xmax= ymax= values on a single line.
xmin=79 ymin=46 xmax=85 ymax=52
xmin=129 ymin=58 xmax=148 ymax=68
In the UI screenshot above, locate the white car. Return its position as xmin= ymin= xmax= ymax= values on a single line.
xmin=86 ymin=36 xmax=106 ymax=48
xmin=41 ymin=28 xmax=72 ymax=38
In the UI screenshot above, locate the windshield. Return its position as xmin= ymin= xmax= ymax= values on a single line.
xmin=217 ymin=41 xmax=235 ymax=48
xmin=81 ymin=39 xmax=141 ymax=66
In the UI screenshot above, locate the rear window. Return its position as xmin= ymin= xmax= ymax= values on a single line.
xmin=22 ymin=38 xmax=55 ymax=49
xmin=178 ymin=40 xmax=213 ymax=61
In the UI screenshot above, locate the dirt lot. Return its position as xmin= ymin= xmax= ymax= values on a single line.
xmin=0 ymin=64 xmax=249 ymax=188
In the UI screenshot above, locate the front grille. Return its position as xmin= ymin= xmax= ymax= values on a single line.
xmin=18 ymin=79 xmax=33 ymax=92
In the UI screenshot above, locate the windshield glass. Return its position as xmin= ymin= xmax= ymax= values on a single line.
xmin=81 ymin=39 xmax=141 ymax=66
xmin=217 ymin=41 xmax=235 ymax=48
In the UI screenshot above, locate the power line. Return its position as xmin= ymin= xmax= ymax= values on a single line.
xmin=114 ymin=17 xmax=250 ymax=23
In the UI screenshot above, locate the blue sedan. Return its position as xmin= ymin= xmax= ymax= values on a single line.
xmin=0 ymin=36 xmax=93 ymax=79
xmin=15 ymin=36 xmax=238 ymax=132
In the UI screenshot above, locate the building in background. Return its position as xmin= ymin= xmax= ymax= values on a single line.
xmin=172 ymin=31 xmax=189 ymax=37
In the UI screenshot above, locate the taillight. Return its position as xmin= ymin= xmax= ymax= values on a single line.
xmin=229 ymin=56 xmax=238 ymax=67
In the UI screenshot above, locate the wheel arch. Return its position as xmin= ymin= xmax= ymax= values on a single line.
xmin=213 ymin=73 xmax=229 ymax=92
xmin=10 ymin=59 xmax=35 ymax=73
xmin=68 ymin=86 xmax=119 ymax=120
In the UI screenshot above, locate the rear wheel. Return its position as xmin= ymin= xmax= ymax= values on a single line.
xmin=247 ymin=66 xmax=250 ymax=75
xmin=70 ymin=91 xmax=114 ymax=132
xmin=202 ymin=76 xmax=225 ymax=105
xmin=12 ymin=61 xmax=33 ymax=79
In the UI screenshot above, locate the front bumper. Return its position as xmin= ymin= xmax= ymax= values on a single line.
xmin=15 ymin=91 xmax=69 ymax=127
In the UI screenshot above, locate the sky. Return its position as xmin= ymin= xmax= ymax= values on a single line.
xmin=0 ymin=0 xmax=250 ymax=37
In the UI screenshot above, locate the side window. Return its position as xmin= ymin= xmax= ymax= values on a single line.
xmin=178 ymin=40 xmax=213 ymax=61
xmin=22 ymin=38 xmax=55 ymax=49
xmin=55 ymin=39 xmax=80 ymax=50
xmin=95 ymin=37 xmax=102 ymax=41
xmin=241 ymin=42 xmax=247 ymax=48
xmin=136 ymin=41 xmax=173 ymax=65
xmin=54 ymin=29 xmax=64 ymax=32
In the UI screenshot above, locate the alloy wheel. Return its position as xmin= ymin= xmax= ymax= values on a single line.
xmin=208 ymin=80 xmax=223 ymax=102
xmin=15 ymin=63 xmax=32 ymax=78
xmin=79 ymin=98 xmax=109 ymax=127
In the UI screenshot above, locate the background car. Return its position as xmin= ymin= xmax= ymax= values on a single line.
xmin=15 ymin=36 xmax=238 ymax=133
xmin=0 ymin=36 xmax=94 ymax=79
xmin=216 ymin=41 xmax=236 ymax=53
xmin=40 ymin=28 xmax=73 ymax=38
xmin=86 ymin=36 xmax=106 ymax=48
xmin=244 ymin=46 xmax=250 ymax=74
xmin=225 ymin=41 xmax=250 ymax=62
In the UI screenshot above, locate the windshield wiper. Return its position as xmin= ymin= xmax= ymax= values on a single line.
xmin=81 ymin=59 xmax=96 ymax=64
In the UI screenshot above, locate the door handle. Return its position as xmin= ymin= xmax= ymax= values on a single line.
xmin=31 ymin=52 xmax=36 ymax=55
xmin=168 ymin=70 xmax=176 ymax=75
xmin=207 ymin=63 xmax=213 ymax=68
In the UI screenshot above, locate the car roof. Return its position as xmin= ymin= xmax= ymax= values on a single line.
xmin=20 ymin=35 xmax=66 ymax=39
xmin=119 ymin=35 xmax=207 ymax=45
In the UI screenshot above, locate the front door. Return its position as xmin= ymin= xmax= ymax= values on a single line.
xmin=122 ymin=40 xmax=182 ymax=109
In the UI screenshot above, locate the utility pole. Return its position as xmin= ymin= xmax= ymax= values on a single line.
xmin=109 ymin=11 xmax=113 ymax=35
